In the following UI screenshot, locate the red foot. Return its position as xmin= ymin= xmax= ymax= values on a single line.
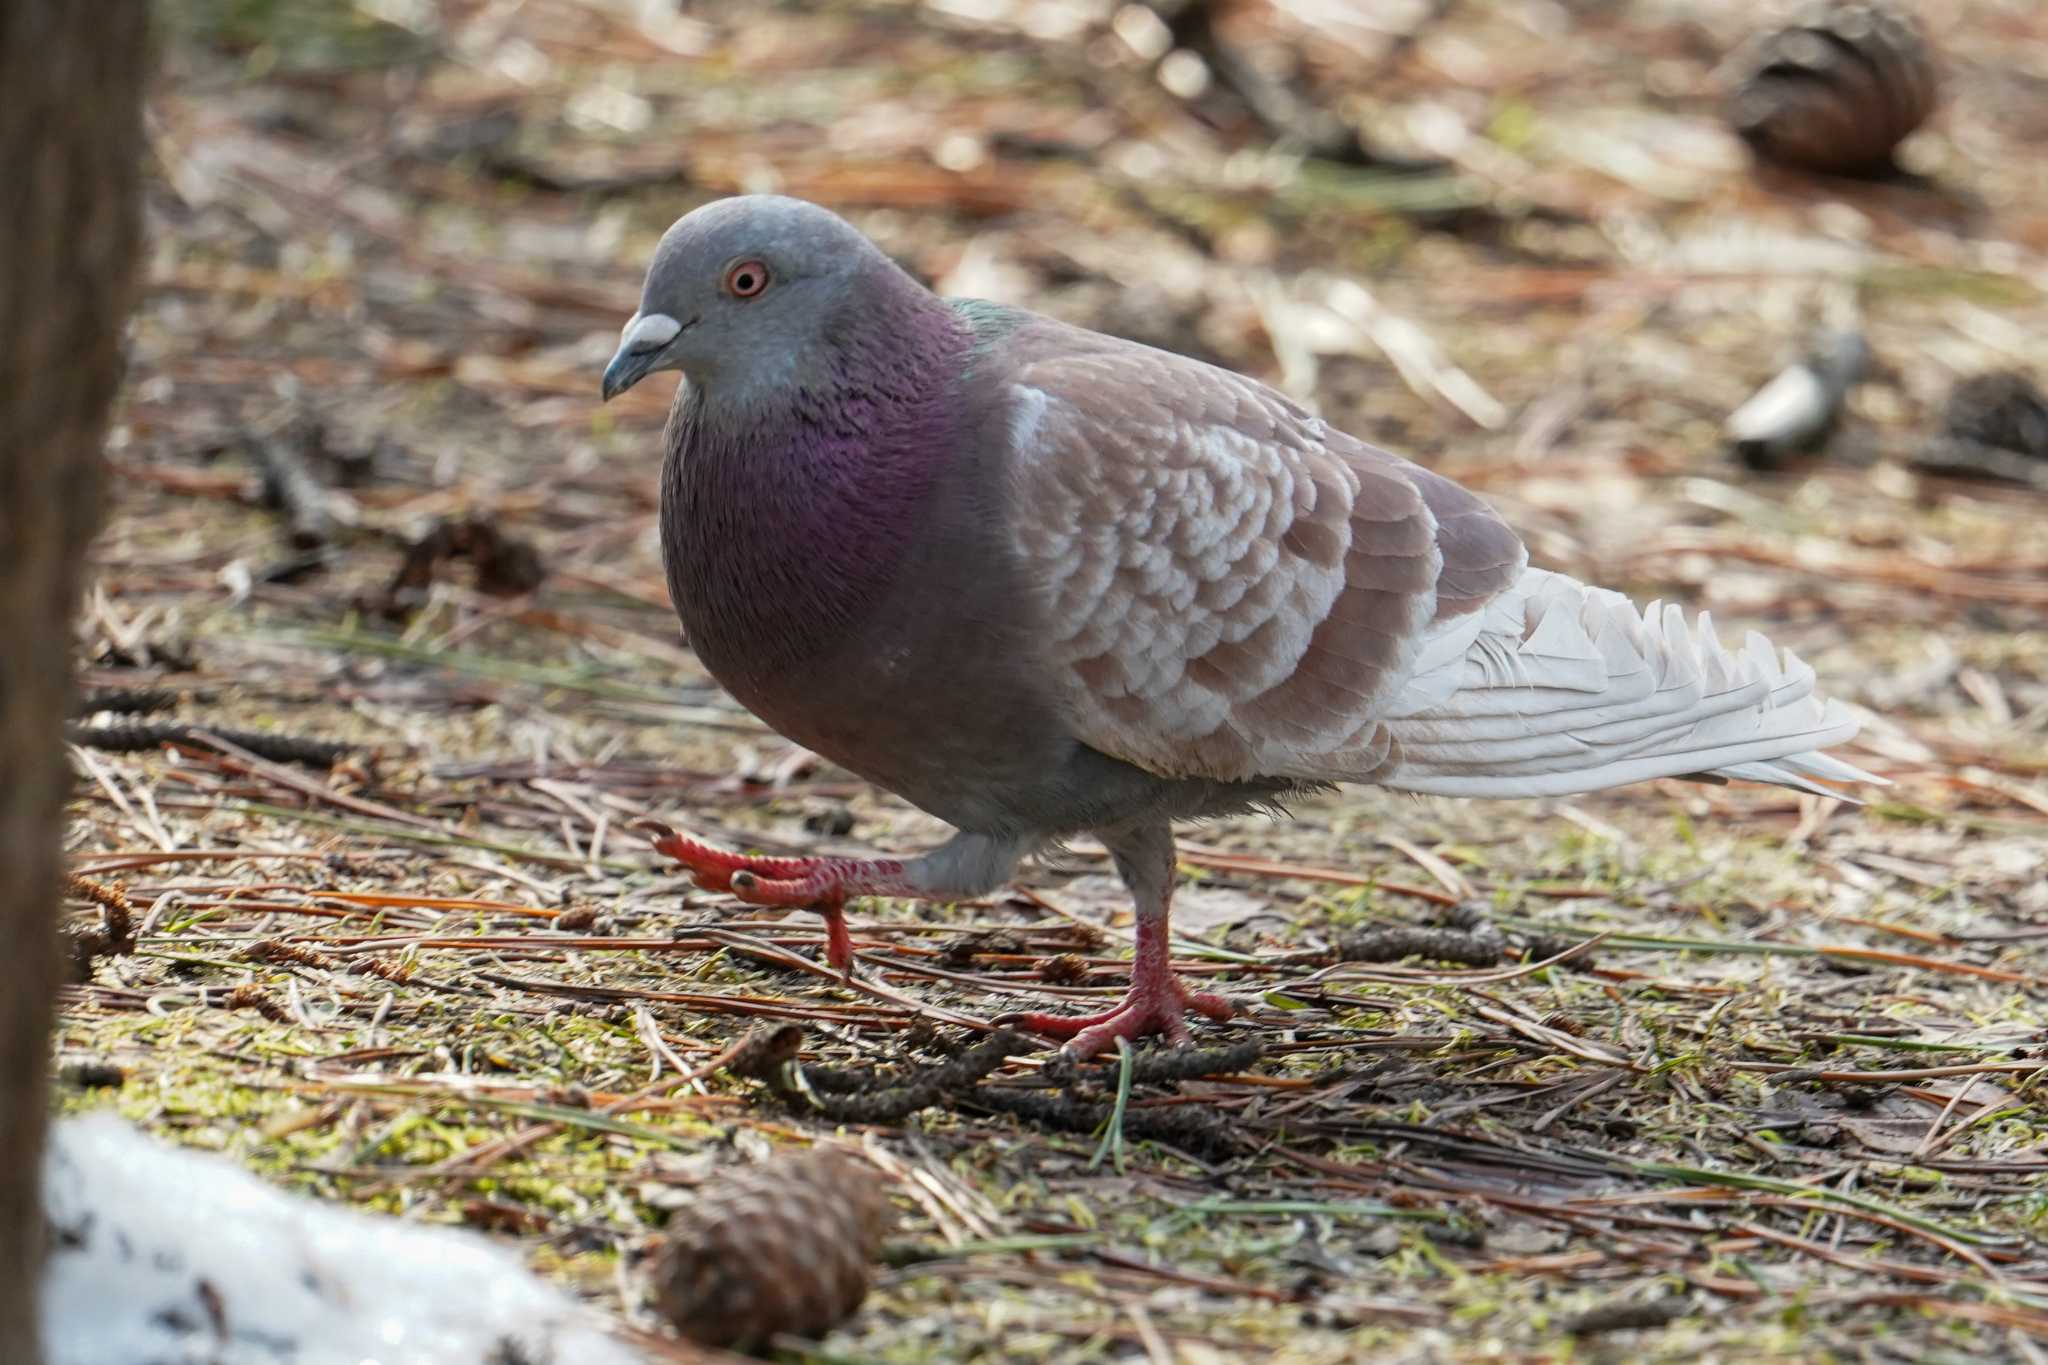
xmin=647 ymin=824 xmax=903 ymax=975
xmin=998 ymin=972 xmax=1234 ymax=1059
xmin=647 ymin=826 xmax=812 ymax=894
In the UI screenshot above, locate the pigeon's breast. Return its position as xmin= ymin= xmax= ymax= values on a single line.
xmin=658 ymin=385 xmax=1079 ymax=830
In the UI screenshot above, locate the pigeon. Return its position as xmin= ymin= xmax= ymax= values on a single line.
xmin=603 ymin=195 xmax=1880 ymax=1058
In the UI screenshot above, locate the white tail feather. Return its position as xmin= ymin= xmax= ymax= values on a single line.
xmin=1375 ymin=568 xmax=1884 ymax=800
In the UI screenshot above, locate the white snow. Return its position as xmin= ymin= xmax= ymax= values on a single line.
xmin=39 ymin=1113 xmax=647 ymax=1365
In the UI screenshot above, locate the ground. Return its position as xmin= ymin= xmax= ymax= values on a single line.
xmin=52 ymin=1 xmax=2048 ymax=1361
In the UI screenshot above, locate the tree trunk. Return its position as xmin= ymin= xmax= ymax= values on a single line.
xmin=0 ymin=3 xmax=148 ymax=1360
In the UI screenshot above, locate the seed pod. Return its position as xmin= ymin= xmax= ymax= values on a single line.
xmin=1940 ymin=371 xmax=2048 ymax=458
xmin=645 ymin=1146 xmax=890 ymax=1351
xmin=1725 ymin=3 xmax=1938 ymax=175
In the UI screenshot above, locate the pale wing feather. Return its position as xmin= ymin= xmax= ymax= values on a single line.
xmin=1378 ymin=568 xmax=1882 ymax=798
xmin=1006 ymin=336 xmax=1522 ymax=783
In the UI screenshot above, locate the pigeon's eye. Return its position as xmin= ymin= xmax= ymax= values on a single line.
xmin=723 ymin=260 xmax=770 ymax=299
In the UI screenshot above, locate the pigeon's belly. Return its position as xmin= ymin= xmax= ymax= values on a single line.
xmin=692 ymin=610 xmax=1303 ymax=837
xmin=672 ymin=517 xmax=1304 ymax=835
xmin=694 ymin=615 xmax=1069 ymax=832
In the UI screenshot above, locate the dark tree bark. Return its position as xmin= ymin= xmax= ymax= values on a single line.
xmin=0 ymin=3 xmax=149 ymax=1360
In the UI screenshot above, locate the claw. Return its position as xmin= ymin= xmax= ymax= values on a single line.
xmin=650 ymin=828 xmax=861 ymax=972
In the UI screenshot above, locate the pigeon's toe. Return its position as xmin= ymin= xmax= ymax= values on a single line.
xmin=1002 ymin=972 xmax=1233 ymax=1059
xmin=649 ymin=826 xmax=791 ymax=891
xmin=728 ymin=868 xmax=834 ymax=907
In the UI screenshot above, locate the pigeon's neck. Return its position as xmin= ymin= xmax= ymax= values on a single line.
xmin=661 ymin=279 xmax=967 ymax=683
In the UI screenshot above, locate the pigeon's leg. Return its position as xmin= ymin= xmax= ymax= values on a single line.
xmin=996 ymin=824 xmax=1233 ymax=1057
xmin=650 ymin=825 xmax=1028 ymax=972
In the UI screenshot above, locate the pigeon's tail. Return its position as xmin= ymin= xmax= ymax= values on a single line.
xmin=1372 ymin=568 xmax=1884 ymax=800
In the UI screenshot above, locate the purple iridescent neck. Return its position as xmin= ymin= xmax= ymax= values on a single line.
xmin=659 ymin=268 xmax=968 ymax=688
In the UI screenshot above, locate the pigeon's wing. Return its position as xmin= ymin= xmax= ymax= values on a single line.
xmin=1004 ymin=332 xmax=1526 ymax=783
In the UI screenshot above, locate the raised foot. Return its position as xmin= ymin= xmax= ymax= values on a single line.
xmin=644 ymin=823 xmax=864 ymax=973
xmin=645 ymin=824 xmax=812 ymax=894
xmin=998 ymin=974 xmax=1234 ymax=1059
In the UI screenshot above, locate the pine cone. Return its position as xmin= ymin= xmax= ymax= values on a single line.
xmin=645 ymin=1146 xmax=890 ymax=1351
xmin=1725 ymin=2 xmax=1938 ymax=176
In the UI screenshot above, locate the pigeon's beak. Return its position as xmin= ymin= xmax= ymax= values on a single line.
xmin=601 ymin=311 xmax=686 ymax=401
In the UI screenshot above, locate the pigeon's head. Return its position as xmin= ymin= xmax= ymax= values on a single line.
xmin=601 ymin=195 xmax=885 ymax=402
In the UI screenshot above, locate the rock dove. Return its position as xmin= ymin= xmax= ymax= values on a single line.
xmin=603 ymin=195 xmax=1880 ymax=1058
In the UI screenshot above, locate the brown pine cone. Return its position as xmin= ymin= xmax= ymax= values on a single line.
xmin=1725 ymin=2 xmax=1938 ymax=176
xmin=645 ymin=1146 xmax=891 ymax=1352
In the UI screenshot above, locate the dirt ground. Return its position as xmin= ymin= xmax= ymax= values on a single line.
xmin=53 ymin=1 xmax=2048 ymax=1361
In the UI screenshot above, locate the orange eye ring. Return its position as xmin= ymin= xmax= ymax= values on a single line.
xmin=723 ymin=260 xmax=770 ymax=299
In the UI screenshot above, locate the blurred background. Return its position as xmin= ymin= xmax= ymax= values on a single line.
xmin=63 ymin=0 xmax=2048 ymax=1357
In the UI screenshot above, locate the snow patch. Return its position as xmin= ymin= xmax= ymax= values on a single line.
xmin=40 ymin=1113 xmax=645 ymax=1365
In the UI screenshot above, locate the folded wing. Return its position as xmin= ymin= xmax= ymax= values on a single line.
xmin=1005 ymin=332 xmax=1523 ymax=783
xmin=1004 ymin=323 xmax=1877 ymax=801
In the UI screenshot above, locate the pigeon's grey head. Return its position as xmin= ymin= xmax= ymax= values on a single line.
xmin=601 ymin=195 xmax=888 ymax=403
